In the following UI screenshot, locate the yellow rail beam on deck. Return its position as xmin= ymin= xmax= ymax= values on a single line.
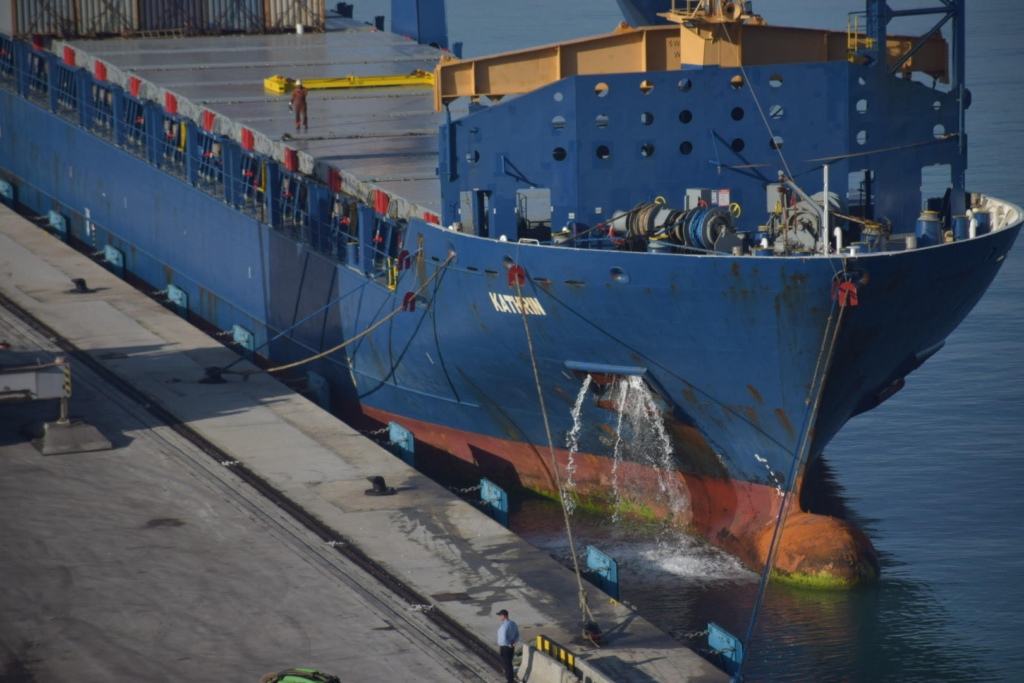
xmin=264 ymin=71 xmax=435 ymax=94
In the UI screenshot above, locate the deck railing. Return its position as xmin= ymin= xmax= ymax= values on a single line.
xmin=0 ymin=36 xmax=420 ymax=279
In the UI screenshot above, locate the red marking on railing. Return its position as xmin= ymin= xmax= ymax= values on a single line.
xmin=62 ymin=46 xmax=75 ymax=66
xmin=402 ymin=292 xmax=417 ymax=312
xmin=328 ymin=167 xmax=341 ymax=192
xmin=240 ymin=128 xmax=254 ymax=151
xmin=396 ymin=250 xmax=411 ymax=271
xmin=422 ymin=212 xmax=439 ymax=224
xmin=202 ymin=110 xmax=215 ymax=132
xmin=165 ymin=93 xmax=177 ymax=115
xmin=31 ymin=35 xmax=44 ymax=51
xmin=94 ymin=61 xmax=106 ymax=81
xmin=374 ymin=190 xmax=390 ymax=215
xmin=284 ymin=148 xmax=298 ymax=172
xmin=508 ymin=265 xmax=526 ymax=288
xmin=129 ymin=76 xmax=141 ymax=97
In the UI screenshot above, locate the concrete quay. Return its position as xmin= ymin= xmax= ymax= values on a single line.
xmin=0 ymin=203 xmax=727 ymax=683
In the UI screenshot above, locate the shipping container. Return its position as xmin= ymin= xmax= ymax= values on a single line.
xmin=2 ymin=0 xmax=77 ymax=37
xmin=265 ymin=0 xmax=324 ymax=32
xmin=202 ymin=0 xmax=263 ymax=33
xmin=0 ymin=0 xmax=323 ymax=37
xmin=138 ymin=0 xmax=202 ymax=33
xmin=77 ymin=0 xmax=138 ymax=36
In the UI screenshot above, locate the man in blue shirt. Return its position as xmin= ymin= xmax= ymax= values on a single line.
xmin=496 ymin=609 xmax=520 ymax=683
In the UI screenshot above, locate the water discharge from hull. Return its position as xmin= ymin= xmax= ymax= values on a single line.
xmin=606 ymin=376 xmax=689 ymax=522
xmin=563 ymin=374 xmax=592 ymax=515
xmin=609 ymin=378 xmax=630 ymax=523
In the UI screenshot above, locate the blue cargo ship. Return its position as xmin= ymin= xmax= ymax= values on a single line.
xmin=0 ymin=0 xmax=1018 ymax=588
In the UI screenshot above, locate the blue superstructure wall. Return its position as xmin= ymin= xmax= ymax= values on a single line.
xmin=440 ymin=61 xmax=961 ymax=238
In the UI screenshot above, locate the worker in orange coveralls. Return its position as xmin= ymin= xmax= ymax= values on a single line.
xmin=289 ymin=80 xmax=309 ymax=132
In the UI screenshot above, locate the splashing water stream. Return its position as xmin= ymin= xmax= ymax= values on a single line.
xmin=610 ymin=376 xmax=689 ymax=521
xmin=563 ymin=375 xmax=689 ymax=524
xmin=563 ymin=374 xmax=592 ymax=514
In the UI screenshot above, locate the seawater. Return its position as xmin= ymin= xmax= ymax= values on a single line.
xmin=359 ymin=1 xmax=1024 ymax=679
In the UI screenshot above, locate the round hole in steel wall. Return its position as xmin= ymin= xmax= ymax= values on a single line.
xmin=856 ymin=99 xmax=868 ymax=113
xmin=769 ymin=74 xmax=783 ymax=88
xmin=552 ymin=115 xmax=566 ymax=130
xmin=595 ymin=82 xmax=609 ymax=97
xmin=857 ymin=130 xmax=869 ymax=146
xmin=553 ymin=91 xmax=563 ymax=102
xmin=769 ymin=135 xmax=784 ymax=150
xmin=610 ymin=267 xmax=630 ymax=283
xmin=466 ymin=150 xmax=479 ymax=163
xmin=731 ymin=138 xmax=745 ymax=152
xmin=552 ymin=147 xmax=567 ymax=161
xmin=503 ymin=255 xmax=514 ymax=269
xmin=640 ymin=143 xmax=655 ymax=158
xmin=933 ymin=124 xmax=946 ymax=138
xmin=595 ymin=113 xmax=610 ymax=128
xmin=640 ymin=80 xmax=655 ymax=94
xmin=731 ymin=107 xmax=745 ymax=121
xmin=679 ymin=109 xmax=693 ymax=124
xmin=730 ymin=75 xmax=744 ymax=90
xmin=640 ymin=111 xmax=654 ymax=125
xmin=680 ymin=141 xmax=693 ymax=155
xmin=596 ymin=145 xmax=611 ymax=160
xmin=768 ymin=104 xmax=784 ymax=119
xmin=933 ymin=100 xmax=941 ymax=111
xmin=679 ymin=78 xmax=693 ymax=92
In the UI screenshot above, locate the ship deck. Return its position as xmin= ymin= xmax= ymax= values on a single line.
xmin=66 ymin=12 xmax=446 ymax=215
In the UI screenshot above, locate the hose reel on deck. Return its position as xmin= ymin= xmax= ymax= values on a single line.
xmin=609 ymin=201 xmax=741 ymax=252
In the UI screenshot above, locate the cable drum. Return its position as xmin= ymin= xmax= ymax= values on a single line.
xmin=685 ymin=207 xmax=733 ymax=250
xmin=611 ymin=201 xmax=736 ymax=251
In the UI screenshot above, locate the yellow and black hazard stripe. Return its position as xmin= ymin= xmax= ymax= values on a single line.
xmin=63 ymin=363 xmax=71 ymax=398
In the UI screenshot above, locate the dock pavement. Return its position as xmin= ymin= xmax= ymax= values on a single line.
xmin=0 ymin=203 xmax=727 ymax=683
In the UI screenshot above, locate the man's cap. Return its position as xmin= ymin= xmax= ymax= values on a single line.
xmin=296 ymin=79 xmax=303 ymax=86
xmin=496 ymin=609 xmax=509 ymax=617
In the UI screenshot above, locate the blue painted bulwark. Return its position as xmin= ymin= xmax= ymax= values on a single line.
xmin=232 ymin=324 xmax=255 ymax=353
xmin=165 ymin=284 xmax=188 ymax=319
xmin=103 ymin=244 xmax=125 ymax=279
xmin=306 ymin=371 xmax=330 ymax=410
xmin=480 ymin=478 xmax=509 ymax=527
xmin=0 ymin=178 xmax=14 ymax=205
xmin=388 ymin=421 xmax=415 ymax=466
xmin=47 ymin=210 xmax=67 ymax=240
xmin=707 ymin=622 xmax=744 ymax=677
xmin=585 ymin=545 xmax=619 ymax=600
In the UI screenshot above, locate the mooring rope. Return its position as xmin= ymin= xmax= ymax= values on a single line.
xmin=734 ymin=269 xmax=850 ymax=681
xmin=212 ymin=251 xmax=422 ymax=379
xmin=266 ymin=254 xmax=454 ymax=373
xmin=513 ymin=268 xmax=599 ymax=639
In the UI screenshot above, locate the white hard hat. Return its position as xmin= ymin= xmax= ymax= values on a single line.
xmin=296 ymin=79 xmax=303 ymax=87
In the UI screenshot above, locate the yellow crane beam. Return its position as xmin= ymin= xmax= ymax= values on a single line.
xmin=432 ymin=22 xmax=948 ymax=110
xmin=264 ymin=70 xmax=435 ymax=94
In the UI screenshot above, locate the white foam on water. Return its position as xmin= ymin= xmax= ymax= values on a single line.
xmin=524 ymin=523 xmax=754 ymax=586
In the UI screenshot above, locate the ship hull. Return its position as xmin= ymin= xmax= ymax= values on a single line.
xmin=2 ymin=76 xmax=1020 ymax=588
